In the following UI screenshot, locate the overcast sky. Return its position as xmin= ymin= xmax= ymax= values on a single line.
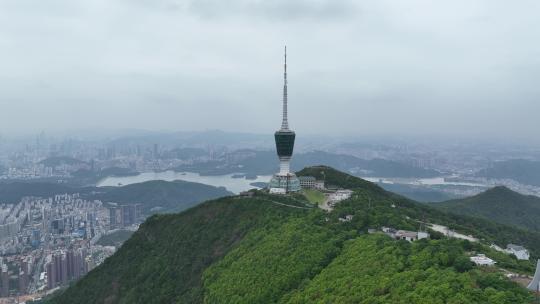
xmin=1 ymin=0 xmax=540 ymax=140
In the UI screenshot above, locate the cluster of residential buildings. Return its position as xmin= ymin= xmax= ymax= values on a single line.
xmin=0 ymin=141 xmax=220 ymax=182
xmin=108 ymin=204 xmax=141 ymax=229
xmin=45 ymin=248 xmax=89 ymax=289
xmin=0 ymin=257 xmax=29 ymax=298
xmin=0 ymin=193 xmax=141 ymax=300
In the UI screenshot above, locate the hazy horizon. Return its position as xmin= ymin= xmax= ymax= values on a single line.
xmin=1 ymin=0 xmax=540 ymax=140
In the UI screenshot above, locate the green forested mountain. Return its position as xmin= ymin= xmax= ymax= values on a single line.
xmin=48 ymin=167 xmax=537 ymax=304
xmin=0 ymin=180 xmax=231 ymax=215
xmin=434 ymin=186 xmax=540 ymax=232
xmin=92 ymin=180 xmax=232 ymax=214
xmin=48 ymin=195 xmax=308 ymax=304
xmin=0 ymin=182 xmax=81 ymax=204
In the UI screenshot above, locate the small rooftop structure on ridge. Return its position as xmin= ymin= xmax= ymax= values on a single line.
xmin=470 ymin=254 xmax=496 ymax=266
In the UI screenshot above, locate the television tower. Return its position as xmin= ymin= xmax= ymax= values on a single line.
xmin=269 ymin=46 xmax=301 ymax=193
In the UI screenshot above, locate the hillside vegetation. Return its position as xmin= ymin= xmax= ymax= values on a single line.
xmin=48 ymin=167 xmax=538 ymax=304
xmin=0 ymin=182 xmax=81 ymax=204
xmin=48 ymin=195 xmax=307 ymax=304
xmin=434 ymin=186 xmax=540 ymax=232
xmin=284 ymin=235 xmax=530 ymax=304
xmin=92 ymin=180 xmax=232 ymax=214
xmin=0 ymin=179 xmax=231 ymax=215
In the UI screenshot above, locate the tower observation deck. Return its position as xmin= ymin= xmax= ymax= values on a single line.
xmin=269 ymin=46 xmax=301 ymax=193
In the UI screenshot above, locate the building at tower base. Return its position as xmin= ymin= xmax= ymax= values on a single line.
xmin=269 ymin=174 xmax=301 ymax=193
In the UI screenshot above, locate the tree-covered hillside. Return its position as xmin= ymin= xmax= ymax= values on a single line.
xmin=434 ymin=186 xmax=540 ymax=232
xmin=0 ymin=182 xmax=81 ymax=204
xmin=48 ymin=195 xmax=308 ymax=304
xmin=0 ymin=179 xmax=231 ymax=215
xmin=92 ymin=180 xmax=232 ymax=214
xmin=47 ymin=167 xmax=538 ymax=304
xmin=283 ymin=235 xmax=530 ymax=304
xmin=300 ymin=167 xmax=540 ymax=257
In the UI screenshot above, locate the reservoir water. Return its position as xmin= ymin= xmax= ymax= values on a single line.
xmin=362 ymin=176 xmax=484 ymax=187
xmin=97 ymin=171 xmax=272 ymax=194
xmin=97 ymin=171 xmax=486 ymax=195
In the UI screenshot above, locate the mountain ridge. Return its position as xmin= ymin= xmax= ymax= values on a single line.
xmin=46 ymin=166 xmax=537 ymax=304
xmin=434 ymin=186 xmax=540 ymax=232
xmin=0 ymin=180 xmax=231 ymax=215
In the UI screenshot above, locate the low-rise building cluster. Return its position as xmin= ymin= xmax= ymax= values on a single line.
xmin=327 ymin=190 xmax=353 ymax=204
xmin=298 ymin=176 xmax=325 ymax=190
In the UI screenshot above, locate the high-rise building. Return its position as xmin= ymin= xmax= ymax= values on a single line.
xmin=109 ymin=207 xmax=118 ymax=229
xmin=19 ymin=259 xmax=29 ymax=294
xmin=120 ymin=204 xmax=140 ymax=227
xmin=153 ymin=143 xmax=159 ymax=159
xmin=269 ymin=46 xmax=301 ymax=193
xmin=46 ymin=256 xmax=55 ymax=289
xmin=1 ymin=264 xmax=9 ymax=297
xmin=18 ymin=270 xmax=27 ymax=294
xmin=46 ymin=249 xmax=88 ymax=290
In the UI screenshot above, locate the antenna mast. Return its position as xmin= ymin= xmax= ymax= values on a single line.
xmin=281 ymin=46 xmax=289 ymax=130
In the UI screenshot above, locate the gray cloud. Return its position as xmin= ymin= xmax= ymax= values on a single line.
xmin=186 ymin=0 xmax=356 ymax=21
xmin=0 ymin=0 xmax=539 ymax=140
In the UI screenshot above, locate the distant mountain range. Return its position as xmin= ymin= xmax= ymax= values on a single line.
xmin=0 ymin=180 xmax=231 ymax=215
xmin=476 ymin=159 xmax=540 ymax=186
xmin=0 ymin=182 xmax=81 ymax=204
xmin=174 ymin=150 xmax=441 ymax=178
xmin=434 ymin=186 xmax=540 ymax=232
xmin=47 ymin=166 xmax=538 ymax=304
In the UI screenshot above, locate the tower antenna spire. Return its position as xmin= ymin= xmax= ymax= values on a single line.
xmin=281 ymin=45 xmax=289 ymax=130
